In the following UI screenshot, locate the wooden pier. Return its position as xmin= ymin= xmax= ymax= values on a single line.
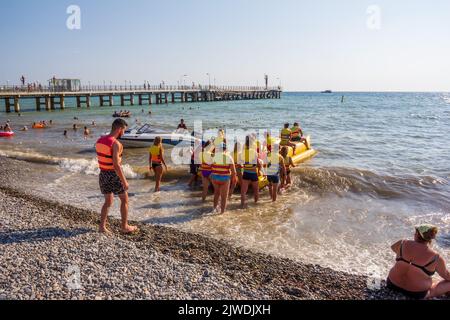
xmin=0 ymin=85 xmax=282 ymax=113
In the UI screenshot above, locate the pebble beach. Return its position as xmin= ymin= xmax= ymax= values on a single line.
xmin=0 ymin=157 xmax=412 ymax=300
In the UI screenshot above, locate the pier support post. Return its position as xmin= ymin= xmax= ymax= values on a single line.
xmin=109 ymin=95 xmax=114 ymax=106
xmin=14 ymin=97 xmax=20 ymax=113
xmin=138 ymin=94 xmax=143 ymax=106
xmin=120 ymin=95 xmax=125 ymax=106
xmin=164 ymin=93 xmax=168 ymax=104
xmin=45 ymin=96 xmax=51 ymax=111
xmin=130 ymin=94 xmax=134 ymax=106
xmin=50 ymin=97 xmax=56 ymax=110
xmin=60 ymin=95 xmax=65 ymax=110
xmin=76 ymin=96 xmax=81 ymax=108
xmin=35 ymin=97 xmax=41 ymax=111
xmin=100 ymin=96 xmax=105 ymax=107
xmin=171 ymin=93 xmax=175 ymax=103
xmin=86 ymin=96 xmax=91 ymax=108
xmin=5 ymin=98 xmax=11 ymax=113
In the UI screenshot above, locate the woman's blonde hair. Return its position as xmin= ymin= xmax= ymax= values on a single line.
xmin=416 ymin=226 xmax=438 ymax=243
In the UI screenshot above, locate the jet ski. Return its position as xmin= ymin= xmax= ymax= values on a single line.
xmin=119 ymin=124 xmax=202 ymax=148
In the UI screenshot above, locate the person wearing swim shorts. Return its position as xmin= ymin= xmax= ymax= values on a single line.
xmin=240 ymin=136 xmax=263 ymax=209
xmin=228 ymin=142 xmax=243 ymax=199
xmin=265 ymin=149 xmax=286 ymax=202
xmin=149 ymin=137 xmax=168 ymax=192
xmin=199 ymin=141 xmax=213 ymax=202
xmin=211 ymin=143 xmax=236 ymax=214
xmin=280 ymin=146 xmax=295 ymax=190
xmin=96 ymin=119 xmax=138 ymax=234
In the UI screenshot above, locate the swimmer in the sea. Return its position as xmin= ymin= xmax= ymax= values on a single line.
xmin=84 ymin=126 xmax=90 ymax=139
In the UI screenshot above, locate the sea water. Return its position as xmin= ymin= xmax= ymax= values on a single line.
xmin=1 ymin=92 xmax=449 ymax=277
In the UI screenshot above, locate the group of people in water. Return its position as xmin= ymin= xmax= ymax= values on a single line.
xmin=94 ymin=118 xmax=450 ymax=300
xmin=113 ymin=110 xmax=132 ymax=118
xmin=149 ymin=122 xmax=308 ymax=214
xmin=0 ymin=121 xmax=13 ymax=132
xmin=95 ymin=119 xmax=309 ymax=233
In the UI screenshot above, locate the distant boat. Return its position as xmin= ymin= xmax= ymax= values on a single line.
xmin=321 ymin=90 xmax=333 ymax=94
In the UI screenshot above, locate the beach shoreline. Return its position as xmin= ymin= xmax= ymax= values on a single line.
xmin=0 ymin=157 xmax=410 ymax=300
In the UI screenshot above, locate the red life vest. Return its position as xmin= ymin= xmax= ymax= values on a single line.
xmin=96 ymin=136 xmax=116 ymax=171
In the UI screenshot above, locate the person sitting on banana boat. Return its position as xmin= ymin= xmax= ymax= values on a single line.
xmin=280 ymin=123 xmax=297 ymax=153
xmin=291 ymin=122 xmax=310 ymax=150
xmin=280 ymin=146 xmax=296 ymax=189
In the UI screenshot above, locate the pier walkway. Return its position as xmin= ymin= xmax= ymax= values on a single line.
xmin=0 ymin=85 xmax=282 ymax=113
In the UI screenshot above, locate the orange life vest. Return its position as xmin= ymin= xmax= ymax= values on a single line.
xmin=291 ymin=126 xmax=302 ymax=139
xmin=96 ymin=136 xmax=116 ymax=171
xmin=211 ymin=153 xmax=232 ymax=176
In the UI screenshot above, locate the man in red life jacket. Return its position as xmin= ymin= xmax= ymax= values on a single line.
xmin=95 ymin=119 xmax=138 ymax=234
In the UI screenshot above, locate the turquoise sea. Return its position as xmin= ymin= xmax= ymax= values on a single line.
xmin=1 ymin=92 xmax=449 ymax=277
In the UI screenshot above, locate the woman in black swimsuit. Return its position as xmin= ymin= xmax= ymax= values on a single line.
xmin=387 ymin=225 xmax=450 ymax=299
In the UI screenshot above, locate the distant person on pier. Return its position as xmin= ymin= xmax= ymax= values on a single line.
xmin=96 ymin=119 xmax=138 ymax=234
xmin=387 ymin=225 xmax=450 ymax=299
xmin=20 ymin=75 xmax=25 ymax=86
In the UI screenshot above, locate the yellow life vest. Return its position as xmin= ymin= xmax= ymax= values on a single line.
xmin=280 ymin=128 xmax=292 ymax=145
xmin=283 ymin=155 xmax=292 ymax=169
xmin=266 ymin=152 xmax=283 ymax=176
xmin=200 ymin=151 xmax=213 ymax=172
xmin=149 ymin=145 xmax=162 ymax=163
xmin=241 ymin=148 xmax=258 ymax=173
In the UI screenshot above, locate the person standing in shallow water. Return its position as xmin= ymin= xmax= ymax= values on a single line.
xmin=210 ymin=143 xmax=236 ymax=214
xmin=95 ymin=119 xmax=138 ymax=234
xmin=149 ymin=137 xmax=168 ymax=192
xmin=387 ymin=225 xmax=450 ymax=299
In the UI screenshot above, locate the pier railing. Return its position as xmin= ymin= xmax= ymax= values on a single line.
xmin=0 ymin=84 xmax=282 ymax=94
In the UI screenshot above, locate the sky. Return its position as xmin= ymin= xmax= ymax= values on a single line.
xmin=0 ymin=0 xmax=449 ymax=91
